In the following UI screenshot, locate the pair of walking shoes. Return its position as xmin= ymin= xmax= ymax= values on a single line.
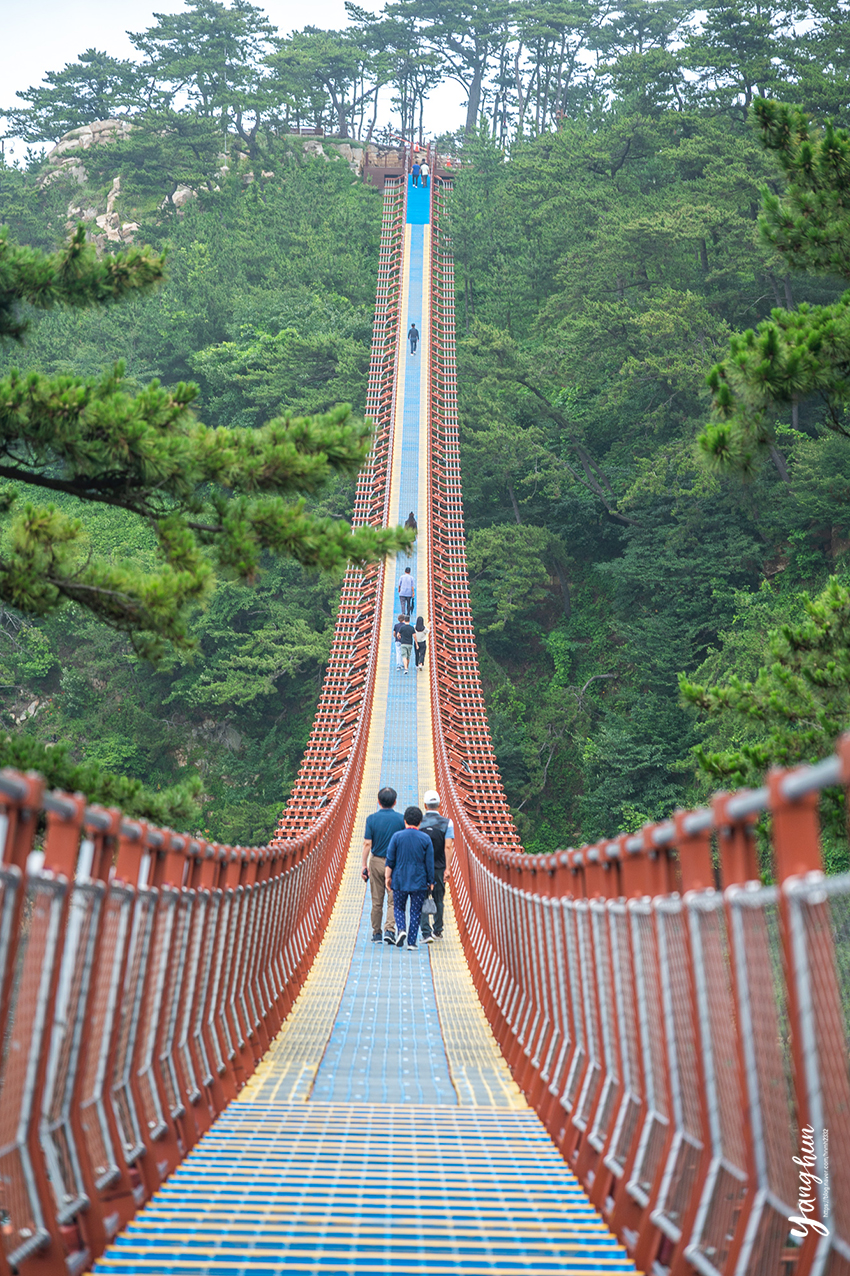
xmin=379 ymin=929 xmax=441 ymax=946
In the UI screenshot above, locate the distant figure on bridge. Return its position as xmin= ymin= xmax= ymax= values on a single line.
xmin=404 ymin=511 xmax=418 ymax=537
xmin=393 ymin=613 xmax=406 ymax=669
xmin=420 ymin=160 xmax=430 ymax=189
xmin=411 ymin=160 xmax=421 ymax=187
xmin=408 ymin=322 xmax=419 ymax=355
xmin=398 ymin=566 xmax=415 ymax=617
xmin=361 ymin=786 xmax=405 ymax=943
xmin=395 ymin=616 xmax=415 ymax=673
xmin=385 ymin=806 xmax=435 ymax=950
xmin=419 ymin=790 xmax=453 ymax=943
xmin=414 ymin=616 xmax=429 ymax=671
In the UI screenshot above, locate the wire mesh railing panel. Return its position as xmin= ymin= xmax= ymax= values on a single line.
xmin=40 ymin=878 xmax=103 ymax=1222
xmin=560 ymin=900 xmax=586 ymax=1114
xmin=573 ymin=901 xmax=603 ymax=1134
xmin=588 ymin=899 xmax=619 ymax=1151
xmin=604 ymin=902 xmax=643 ymax=1180
xmin=0 ymin=876 xmax=64 ymax=1269
xmin=110 ymin=886 xmax=154 ymax=1165
xmin=78 ymin=882 xmax=132 ymax=1193
xmin=728 ymin=883 xmax=799 ymax=1272
xmin=134 ymin=887 xmax=173 ymax=1139
xmin=787 ymin=873 xmax=850 ymax=1264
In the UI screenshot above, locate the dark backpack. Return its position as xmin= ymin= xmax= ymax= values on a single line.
xmin=420 ymin=814 xmax=448 ymax=867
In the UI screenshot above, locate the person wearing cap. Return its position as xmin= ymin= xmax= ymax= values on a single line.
xmin=418 ymin=789 xmax=454 ymax=942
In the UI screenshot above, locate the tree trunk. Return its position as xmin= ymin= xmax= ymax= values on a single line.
xmin=514 ymin=48 xmax=526 ymax=133
xmin=465 ymin=59 xmax=485 ymax=132
xmin=783 ymin=273 xmax=796 ymax=310
xmin=330 ymin=89 xmax=348 ymax=139
xmin=553 ymin=559 xmax=571 ymax=619
xmin=699 ymin=238 xmax=708 ymax=271
xmin=365 ymin=90 xmax=379 ymax=145
xmin=507 ymin=481 xmax=522 ymax=525
xmin=769 ymin=443 xmax=791 ymax=485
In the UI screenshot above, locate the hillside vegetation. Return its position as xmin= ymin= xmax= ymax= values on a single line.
xmin=1 ymin=0 xmax=849 ymax=858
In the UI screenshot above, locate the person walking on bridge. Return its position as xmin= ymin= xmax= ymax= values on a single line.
xmin=362 ymin=787 xmax=405 ymax=943
xmin=395 ymin=615 xmax=415 ymax=674
xmin=420 ymin=160 xmax=430 ymax=189
xmin=408 ymin=322 xmax=419 ymax=355
xmin=411 ymin=159 xmax=421 ymax=187
xmin=393 ymin=613 xmax=406 ymax=669
xmin=398 ymin=566 xmax=415 ymax=617
xmin=418 ymin=790 xmax=453 ymax=942
xmin=414 ymin=616 xmax=429 ymax=671
xmin=385 ymin=806 xmax=434 ymax=950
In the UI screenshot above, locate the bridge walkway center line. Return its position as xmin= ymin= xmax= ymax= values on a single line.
xmin=90 ymin=175 xmax=638 ymax=1276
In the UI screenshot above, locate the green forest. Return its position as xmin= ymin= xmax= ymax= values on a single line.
xmin=1 ymin=0 xmax=849 ymax=864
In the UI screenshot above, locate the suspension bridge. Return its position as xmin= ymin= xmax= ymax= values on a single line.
xmin=0 ymin=157 xmax=847 ymax=1276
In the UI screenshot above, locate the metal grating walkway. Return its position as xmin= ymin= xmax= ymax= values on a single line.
xmin=93 ymin=1105 xmax=636 ymax=1275
xmin=90 ymin=176 xmax=637 ymax=1276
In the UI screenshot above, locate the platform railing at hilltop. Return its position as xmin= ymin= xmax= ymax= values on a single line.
xmin=0 ymin=177 xmax=408 ymax=1276
xmin=428 ymin=172 xmax=848 ymax=1276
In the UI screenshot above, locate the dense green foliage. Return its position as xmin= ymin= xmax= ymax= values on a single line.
xmin=1 ymin=0 xmax=849 ymax=858
xmin=701 ymin=100 xmax=850 ymax=478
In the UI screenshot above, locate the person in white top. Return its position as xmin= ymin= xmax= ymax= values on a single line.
xmin=420 ymin=160 xmax=430 ymax=188
xmin=398 ymin=566 xmax=415 ymax=617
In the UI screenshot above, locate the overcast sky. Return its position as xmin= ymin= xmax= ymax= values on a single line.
xmin=1 ymin=0 xmax=465 ymax=159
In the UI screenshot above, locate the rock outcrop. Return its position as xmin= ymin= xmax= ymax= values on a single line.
xmin=36 ymin=121 xmax=406 ymax=248
xmin=40 ymin=119 xmax=140 ymax=245
xmin=40 ymin=119 xmax=133 ymax=188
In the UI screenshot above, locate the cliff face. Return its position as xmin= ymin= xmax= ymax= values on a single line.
xmin=39 ymin=122 xmax=403 ymax=248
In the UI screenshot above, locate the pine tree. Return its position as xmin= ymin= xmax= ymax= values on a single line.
xmin=681 ymin=575 xmax=850 ymax=783
xmin=0 ymin=226 xmax=409 ymax=659
xmin=700 ymin=99 xmax=850 ymax=476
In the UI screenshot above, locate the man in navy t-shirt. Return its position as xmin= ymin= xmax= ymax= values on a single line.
xmin=362 ymin=787 xmax=405 ymax=942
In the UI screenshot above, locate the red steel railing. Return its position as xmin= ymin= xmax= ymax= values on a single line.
xmin=428 ymin=173 xmax=848 ymax=1276
xmin=0 ymin=781 xmax=348 ymax=1275
xmin=427 ymin=177 xmax=521 ymax=849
